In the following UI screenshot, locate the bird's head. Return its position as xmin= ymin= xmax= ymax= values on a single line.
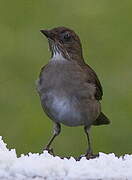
xmin=40 ymin=27 xmax=84 ymax=62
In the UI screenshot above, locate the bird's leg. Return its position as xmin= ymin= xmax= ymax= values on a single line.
xmin=84 ymin=126 xmax=99 ymax=160
xmin=44 ymin=122 xmax=61 ymax=156
xmin=84 ymin=126 xmax=93 ymax=155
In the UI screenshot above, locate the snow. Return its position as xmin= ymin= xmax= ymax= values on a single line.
xmin=0 ymin=136 xmax=132 ymax=180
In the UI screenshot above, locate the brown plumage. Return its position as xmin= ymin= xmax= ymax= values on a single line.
xmin=37 ymin=27 xmax=110 ymax=159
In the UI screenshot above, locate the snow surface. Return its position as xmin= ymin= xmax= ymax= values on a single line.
xmin=0 ymin=136 xmax=132 ymax=180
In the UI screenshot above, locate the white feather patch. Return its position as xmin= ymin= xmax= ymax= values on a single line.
xmin=51 ymin=51 xmax=66 ymax=61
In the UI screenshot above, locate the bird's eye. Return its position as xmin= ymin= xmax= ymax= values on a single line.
xmin=62 ymin=32 xmax=72 ymax=42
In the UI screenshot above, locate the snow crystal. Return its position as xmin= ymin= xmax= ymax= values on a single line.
xmin=0 ymin=136 xmax=132 ymax=180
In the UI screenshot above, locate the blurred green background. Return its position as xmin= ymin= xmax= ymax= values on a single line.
xmin=0 ymin=0 xmax=132 ymax=157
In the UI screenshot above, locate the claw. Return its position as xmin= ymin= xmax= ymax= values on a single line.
xmin=85 ymin=152 xmax=99 ymax=160
xmin=44 ymin=147 xmax=55 ymax=156
xmin=77 ymin=153 xmax=99 ymax=160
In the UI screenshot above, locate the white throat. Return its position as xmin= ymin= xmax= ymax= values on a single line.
xmin=51 ymin=51 xmax=66 ymax=61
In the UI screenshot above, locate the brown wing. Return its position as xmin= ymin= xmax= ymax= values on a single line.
xmin=80 ymin=63 xmax=103 ymax=100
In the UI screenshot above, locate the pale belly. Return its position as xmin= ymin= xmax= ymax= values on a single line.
xmin=41 ymin=92 xmax=86 ymax=126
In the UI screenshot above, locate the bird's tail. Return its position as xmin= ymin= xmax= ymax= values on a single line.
xmin=93 ymin=112 xmax=110 ymax=126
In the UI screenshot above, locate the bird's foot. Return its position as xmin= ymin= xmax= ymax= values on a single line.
xmin=78 ymin=152 xmax=99 ymax=160
xmin=85 ymin=152 xmax=99 ymax=160
xmin=43 ymin=147 xmax=55 ymax=156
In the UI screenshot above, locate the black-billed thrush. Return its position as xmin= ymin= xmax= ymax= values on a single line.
xmin=37 ymin=27 xmax=110 ymax=159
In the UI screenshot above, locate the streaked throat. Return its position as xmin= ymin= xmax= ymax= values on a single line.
xmin=51 ymin=44 xmax=67 ymax=61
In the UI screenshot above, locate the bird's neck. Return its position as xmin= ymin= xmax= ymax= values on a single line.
xmin=68 ymin=51 xmax=84 ymax=64
xmin=51 ymin=49 xmax=85 ymax=64
xmin=51 ymin=51 xmax=66 ymax=61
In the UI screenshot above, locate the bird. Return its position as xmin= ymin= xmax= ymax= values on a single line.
xmin=36 ymin=26 xmax=110 ymax=159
